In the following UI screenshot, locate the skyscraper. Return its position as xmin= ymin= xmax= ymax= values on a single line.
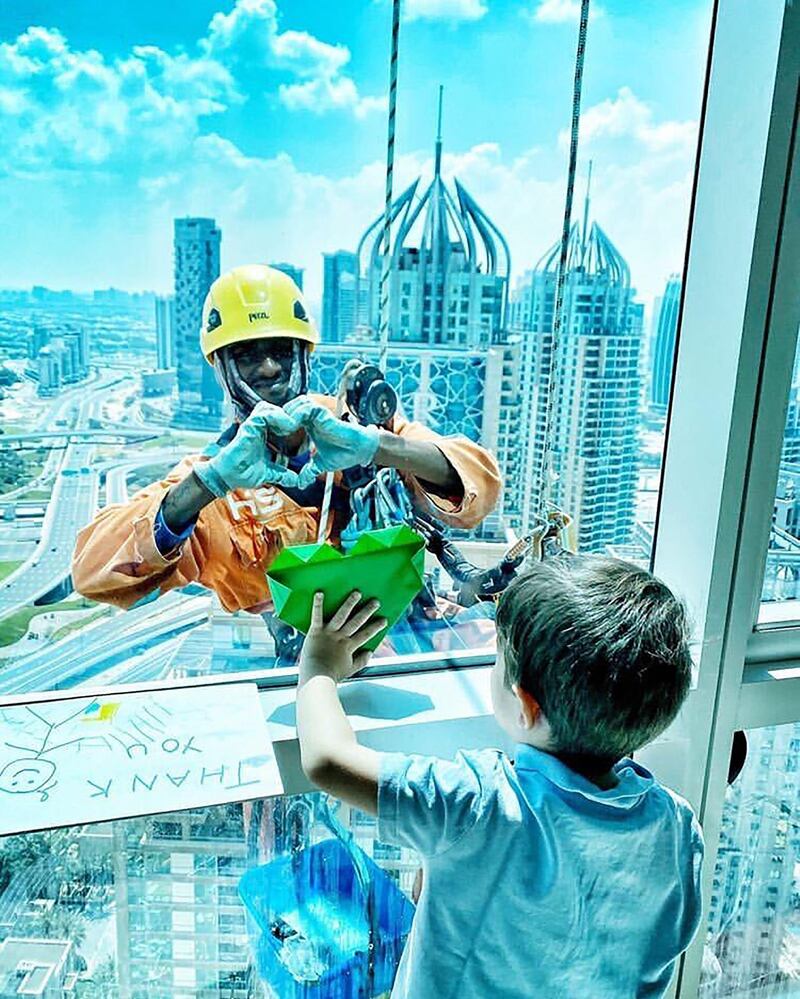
xmin=650 ymin=274 xmax=681 ymax=413
xmin=322 ymin=251 xmax=359 ymax=343
xmin=513 ymin=211 xmax=644 ymax=551
xmin=27 ymin=326 xmax=50 ymax=362
xmin=356 ymin=93 xmax=509 ymax=348
xmin=154 ymin=296 xmax=176 ymax=370
xmin=270 ymin=262 xmax=304 ymax=290
xmin=173 ymin=218 xmax=222 ymax=420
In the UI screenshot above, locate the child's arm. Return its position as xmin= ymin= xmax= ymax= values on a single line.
xmin=296 ymin=591 xmax=388 ymax=816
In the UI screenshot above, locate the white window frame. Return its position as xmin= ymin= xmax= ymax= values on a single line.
xmin=647 ymin=0 xmax=800 ymax=995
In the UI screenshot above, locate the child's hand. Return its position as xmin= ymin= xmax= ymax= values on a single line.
xmin=298 ymin=591 xmax=388 ymax=682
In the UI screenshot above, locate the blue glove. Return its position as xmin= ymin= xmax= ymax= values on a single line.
xmin=285 ymin=396 xmax=381 ymax=474
xmin=194 ymin=401 xmax=317 ymax=498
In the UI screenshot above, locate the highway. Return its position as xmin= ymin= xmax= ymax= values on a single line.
xmin=0 ymin=388 xmax=103 ymax=616
xmin=0 ymin=375 xmax=220 ymax=693
xmin=0 ymin=374 xmax=288 ymax=693
xmin=0 ymin=591 xmax=210 ymax=695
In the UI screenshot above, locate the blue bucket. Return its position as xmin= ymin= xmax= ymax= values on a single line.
xmin=239 ymin=837 xmax=415 ymax=998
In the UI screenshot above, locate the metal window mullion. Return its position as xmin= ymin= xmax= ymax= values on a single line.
xmin=649 ymin=3 xmax=800 ymax=997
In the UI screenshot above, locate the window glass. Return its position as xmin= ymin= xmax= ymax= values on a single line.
xmin=0 ymin=1 xmax=712 ymax=693
xmin=702 ymin=723 xmax=800 ymax=997
xmin=0 ymin=796 xmax=419 ymax=997
xmin=761 ymin=331 xmax=800 ymax=624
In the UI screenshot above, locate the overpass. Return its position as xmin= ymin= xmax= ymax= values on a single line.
xmin=0 ymin=429 xmax=160 ymax=450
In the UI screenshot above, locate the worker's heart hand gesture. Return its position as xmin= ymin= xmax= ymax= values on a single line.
xmin=285 ymin=396 xmax=381 ymax=475
xmin=194 ymin=401 xmax=317 ymax=498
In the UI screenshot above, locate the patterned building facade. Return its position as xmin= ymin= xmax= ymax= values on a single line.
xmin=650 ymin=274 xmax=681 ymax=414
xmin=309 ymin=342 xmax=521 ymax=534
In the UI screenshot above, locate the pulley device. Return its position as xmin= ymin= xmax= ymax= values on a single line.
xmin=346 ymin=363 xmax=397 ymax=428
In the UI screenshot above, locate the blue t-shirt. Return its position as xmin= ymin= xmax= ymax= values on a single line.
xmin=378 ymin=744 xmax=703 ymax=999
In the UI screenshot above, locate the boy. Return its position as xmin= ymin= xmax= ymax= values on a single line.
xmin=296 ymin=555 xmax=704 ymax=999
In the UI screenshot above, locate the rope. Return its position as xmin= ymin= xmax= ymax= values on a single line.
xmin=378 ymin=0 xmax=402 ymax=372
xmin=538 ymin=0 xmax=591 ymax=519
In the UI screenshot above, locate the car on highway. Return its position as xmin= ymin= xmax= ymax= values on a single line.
xmin=61 ymin=469 xmax=78 ymax=477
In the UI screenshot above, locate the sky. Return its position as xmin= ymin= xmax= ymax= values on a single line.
xmin=0 ymin=0 xmax=713 ymax=314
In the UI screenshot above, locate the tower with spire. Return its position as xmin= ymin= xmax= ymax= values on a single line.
xmin=355 ymin=87 xmax=511 ymax=347
xmin=511 ymin=168 xmax=645 ymax=553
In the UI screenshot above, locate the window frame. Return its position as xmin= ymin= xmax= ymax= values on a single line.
xmin=646 ymin=0 xmax=800 ymax=994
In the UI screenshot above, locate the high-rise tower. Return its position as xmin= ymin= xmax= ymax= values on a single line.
xmin=173 ymin=218 xmax=222 ymax=420
xmin=322 ymin=251 xmax=359 ymax=342
xmin=356 ymin=90 xmax=510 ymax=348
xmin=270 ymin=262 xmax=304 ymax=291
xmin=155 ymin=296 xmax=176 ymax=371
xmin=513 ymin=186 xmax=644 ymax=551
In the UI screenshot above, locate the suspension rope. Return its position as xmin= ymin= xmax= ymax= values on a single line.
xmin=378 ymin=0 xmax=402 ymax=372
xmin=538 ymin=0 xmax=591 ymax=519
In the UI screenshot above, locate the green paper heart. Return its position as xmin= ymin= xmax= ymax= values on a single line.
xmin=266 ymin=525 xmax=426 ymax=651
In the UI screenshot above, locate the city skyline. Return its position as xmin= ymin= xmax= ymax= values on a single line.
xmin=0 ymin=0 xmax=711 ymax=311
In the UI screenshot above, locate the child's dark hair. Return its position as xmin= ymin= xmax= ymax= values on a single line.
xmin=495 ymin=555 xmax=692 ymax=770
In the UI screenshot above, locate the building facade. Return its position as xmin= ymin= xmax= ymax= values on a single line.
xmin=512 ymin=218 xmax=644 ymax=551
xmin=650 ymin=274 xmax=681 ymax=414
xmin=704 ymin=723 xmax=800 ymax=996
xmin=173 ymin=218 xmax=222 ymax=422
xmin=322 ymin=251 xmax=359 ymax=343
xmin=309 ymin=341 xmax=520 ymax=535
xmin=32 ymin=329 xmax=90 ymax=397
xmin=0 ymin=939 xmax=75 ymax=998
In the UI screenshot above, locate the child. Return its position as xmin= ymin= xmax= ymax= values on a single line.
xmin=295 ymin=555 xmax=704 ymax=999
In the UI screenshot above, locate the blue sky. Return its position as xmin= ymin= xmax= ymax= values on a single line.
xmin=0 ymin=0 xmax=712 ymax=312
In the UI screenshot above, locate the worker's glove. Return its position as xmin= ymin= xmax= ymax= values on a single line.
xmin=285 ymin=396 xmax=381 ymax=474
xmin=194 ymin=401 xmax=316 ymax=498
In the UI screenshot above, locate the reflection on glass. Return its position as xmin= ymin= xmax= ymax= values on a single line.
xmin=762 ymin=332 xmax=800 ymax=610
xmin=0 ymin=796 xmax=419 ymax=998
xmin=703 ymin=724 xmax=800 ymax=997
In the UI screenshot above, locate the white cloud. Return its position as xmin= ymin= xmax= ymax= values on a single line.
xmin=531 ymin=0 xmax=604 ymax=24
xmin=563 ymin=87 xmax=698 ymax=157
xmin=203 ymin=0 xmax=382 ymax=116
xmin=0 ymin=26 xmax=239 ymax=174
xmin=0 ymin=20 xmax=695 ymax=313
xmin=280 ymin=77 xmax=387 ymax=117
xmin=0 ymin=1 xmax=382 ymax=176
xmin=403 ymin=0 xmax=488 ymax=22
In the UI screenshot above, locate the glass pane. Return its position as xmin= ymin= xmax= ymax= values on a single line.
xmin=0 ymin=796 xmax=418 ymax=998
xmin=760 ymin=330 xmax=800 ymax=624
xmin=0 ymin=2 xmax=712 ymax=693
xmin=703 ymin=723 xmax=800 ymax=997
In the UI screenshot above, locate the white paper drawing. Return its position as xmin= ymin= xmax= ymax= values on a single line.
xmin=0 ymin=684 xmax=282 ymax=835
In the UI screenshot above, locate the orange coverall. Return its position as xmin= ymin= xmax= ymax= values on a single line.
xmin=72 ymin=395 xmax=501 ymax=614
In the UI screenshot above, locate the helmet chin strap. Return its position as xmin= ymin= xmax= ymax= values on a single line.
xmin=214 ymin=341 xmax=309 ymax=425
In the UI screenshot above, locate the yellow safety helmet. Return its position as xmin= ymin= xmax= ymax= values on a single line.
xmin=200 ymin=264 xmax=320 ymax=362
